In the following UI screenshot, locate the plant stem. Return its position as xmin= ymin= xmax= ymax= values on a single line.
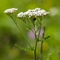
xmin=40 ymin=26 xmax=45 ymax=60
xmin=9 ymin=15 xmax=32 ymax=49
xmin=40 ymin=40 xmax=43 ymax=60
xmin=34 ymin=24 xmax=38 ymax=60
xmin=34 ymin=36 xmax=38 ymax=60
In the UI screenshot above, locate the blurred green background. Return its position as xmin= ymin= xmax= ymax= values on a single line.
xmin=0 ymin=0 xmax=60 ymax=60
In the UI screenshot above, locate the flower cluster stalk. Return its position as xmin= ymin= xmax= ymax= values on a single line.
xmin=9 ymin=14 xmax=32 ymax=49
xmin=40 ymin=40 xmax=43 ymax=60
xmin=34 ymin=24 xmax=38 ymax=60
xmin=40 ymin=26 xmax=45 ymax=60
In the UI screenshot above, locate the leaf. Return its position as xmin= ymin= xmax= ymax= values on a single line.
xmin=44 ymin=36 xmax=50 ymax=40
xmin=15 ymin=44 xmax=34 ymax=51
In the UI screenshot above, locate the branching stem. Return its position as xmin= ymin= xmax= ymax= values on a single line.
xmin=9 ymin=15 xmax=32 ymax=49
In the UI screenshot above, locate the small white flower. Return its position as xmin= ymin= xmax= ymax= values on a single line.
xmin=40 ymin=9 xmax=49 ymax=15
xmin=17 ymin=8 xmax=49 ymax=18
xmin=4 ymin=8 xmax=18 ymax=14
xmin=17 ymin=12 xmax=24 ymax=18
xmin=27 ymin=11 xmax=36 ymax=17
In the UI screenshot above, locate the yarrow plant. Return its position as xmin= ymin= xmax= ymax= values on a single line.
xmin=4 ymin=8 xmax=50 ymax=60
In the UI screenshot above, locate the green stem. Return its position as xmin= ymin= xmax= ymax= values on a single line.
xmin=40 ymin=40 xmax=43 ymax=60
xmin=38 ymin=22 xmax=41 ymax=39
xmin=34 ymin=24 xmax=38 ymax=60
xmin=40 ymin=26 xmax=45 ymax=60
xmin=34 ymin=38 xmax=38 ymax=60
xmin=9 ymin=15 xmax=32 ymax=49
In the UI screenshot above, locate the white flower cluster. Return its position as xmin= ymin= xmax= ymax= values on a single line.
xmin=17 ymin=8 xmax=49 ymax=18
xmin=4 ymin=8 xmax=18 ymax=14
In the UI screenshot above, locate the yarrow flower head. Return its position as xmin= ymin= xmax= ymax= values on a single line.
xmin=17 ymin=8 xmax=49 ymax=18
xmin=4 ymin=8 xmax=18 ymax=14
